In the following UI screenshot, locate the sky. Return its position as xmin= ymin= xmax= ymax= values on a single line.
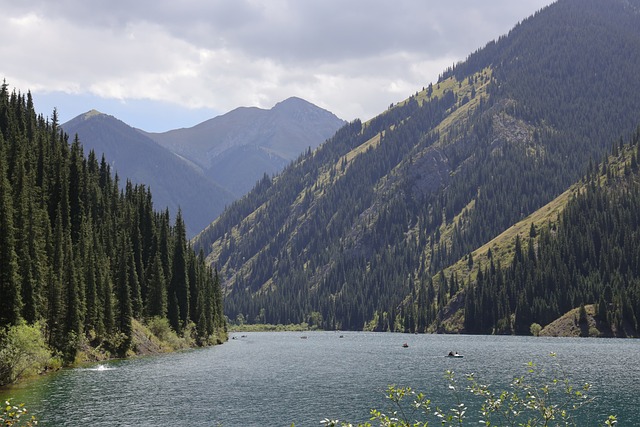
xmin=1 ymin=0 xmax=555 ymax=132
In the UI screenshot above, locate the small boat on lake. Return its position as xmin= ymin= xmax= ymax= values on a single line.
xmin=402 ymin=342 xmax=409 ymax=348
xmin=446 ymin=351 xmax=463 ymax=358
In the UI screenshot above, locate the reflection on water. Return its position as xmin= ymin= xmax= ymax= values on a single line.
xmin=83 ymin=364 xmax=115 ymax=372
xmin=1 ymin=333 xmax=638 ymax=426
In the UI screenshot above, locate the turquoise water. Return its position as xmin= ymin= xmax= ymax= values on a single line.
xmin=2 ymin=332 xmax=639 ymax=426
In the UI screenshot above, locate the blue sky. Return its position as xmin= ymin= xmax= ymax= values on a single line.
xmin=1 ymin=0 xmax=555 ymax=132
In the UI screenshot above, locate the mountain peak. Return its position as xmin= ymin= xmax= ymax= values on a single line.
xmin=82 ymin=109 xmax=105 ymax=120
xmin=272 ymin=96 xmax=324 ymax=114
xmin=273 ymin=96 xmax=310 ymax=107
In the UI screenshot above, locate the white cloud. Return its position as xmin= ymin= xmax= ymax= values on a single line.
xmin=0 ymin=0 xmax=555 ymax=129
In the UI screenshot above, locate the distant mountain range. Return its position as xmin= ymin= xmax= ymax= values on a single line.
xmin=62 ymin=98 xmax=345 ymax=236
xmin=143 ymin=97 xmax=346 ymax=198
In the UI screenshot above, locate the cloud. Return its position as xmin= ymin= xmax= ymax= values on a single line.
xmin=0 ymin=0 xmax=555 ymax=129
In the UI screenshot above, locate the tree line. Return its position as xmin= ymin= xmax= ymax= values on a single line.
xmin=0 ymin=82 xmax=225 ymax=365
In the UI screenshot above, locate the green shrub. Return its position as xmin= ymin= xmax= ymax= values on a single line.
xmin=146 ymin=317 xmax=173 ymax=341
xmin=145 ymin=317 xmax=190 ymax=351
xmin=530 ymin=323 xmax=542 ymax=336
xmin=0 ymin=322 xmax=52 ymax=386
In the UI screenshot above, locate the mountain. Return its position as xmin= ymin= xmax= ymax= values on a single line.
xmin=193 ymin=0 xmax=640 ymax=332
xmin=143 ymin=97 xmax=346 ymax=197
xmin=62 ymin=110 xmax=234 ymax=237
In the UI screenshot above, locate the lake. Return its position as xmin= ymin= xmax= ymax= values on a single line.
xmin=2 ymin=332 xmax=639 ymax=426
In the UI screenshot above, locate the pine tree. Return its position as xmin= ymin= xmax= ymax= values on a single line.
xmin=116 ymin=232 xmax=133 ymax=352
xmin=211 ymin=267 xmax=225 ymax=332
xmin=416 ymin=281 xmax=428 ymax=332
xmin=11 ymin=133 xmax=36 ymax=323
xmin=169 ymin=209 xmax=189 ymax=331
xmin=145 ymin=252 xmax=167 ymax=318
xmin=62 ymin=229 xmax=82 ymax=361
xmin=82 ymin=219 xmax=98 ymax=335
xmin=68 ymin=135 xmax=85 ymax=241
xmin=0 ymin=132 xmax=21 ymax=327
xmin=48 ymin=206 xmax=65 ymax=348
xmin=100 ymin=260 xmax=115 ymax=337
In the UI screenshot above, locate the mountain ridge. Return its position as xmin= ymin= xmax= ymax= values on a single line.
xmin=193 ymin=0 xmax=640 ymax=333
xmin=62 ymin=97 xmax=345 ymax=236
xmin=143 ymin=97 xmax=346 ymax=197
xmin=62 ymin=111 xmax=234 ymax=237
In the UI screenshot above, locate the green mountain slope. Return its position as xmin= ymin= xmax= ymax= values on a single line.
xmin=193 ymin=0 xmax=640 ymax=331
xmin=459 ymin=133 xmax=640 ymax=336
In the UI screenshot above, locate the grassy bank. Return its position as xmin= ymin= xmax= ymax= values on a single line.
xmin=0 ymin=319 xmax=227 ymax=387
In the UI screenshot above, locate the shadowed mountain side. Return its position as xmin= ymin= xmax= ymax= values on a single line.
xmin=62 ymin=111 xmax=234 ymax=237
xmin=144 ymin=97 xmax=346 ymax=197
xmin=193 ymin=0 xmax=640 ymax=333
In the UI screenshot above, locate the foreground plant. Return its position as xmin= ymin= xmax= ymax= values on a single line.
xmin=0 ymin=323 xmax=53 ymax=386
xmin=318 ymin=354 xmax=615 ymax=427
xmin=1 ymin=400 xmax=38 ymax=426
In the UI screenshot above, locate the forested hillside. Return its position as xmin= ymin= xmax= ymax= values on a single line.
xmin=193 ymin=0 xmax=640 ymax=332
xmin=463 ymin=132 xmax=640 ymax=336
xmin=0 ymin=82 xmax=225 ymax=381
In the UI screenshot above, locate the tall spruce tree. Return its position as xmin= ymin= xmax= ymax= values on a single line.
xmin=169 ymin=209 xmax=189 ymax=331
xmin=146 ymin=252 xmax=167 ymax=318
xmin=0 ymin=132 xmax=21 ymax=327
xmin=116 ymin=232 xmax=133 ymax=353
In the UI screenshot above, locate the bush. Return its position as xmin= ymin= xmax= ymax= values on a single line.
xmin=317 ymin=354 xmax=617 ymax=427
xmin=0 ymin=323 xmax=52 ymax=386
xmin=145 ymin=317 xmax=191 ymax=351
xmin=530 ymin=323 xmax=542 ymax=336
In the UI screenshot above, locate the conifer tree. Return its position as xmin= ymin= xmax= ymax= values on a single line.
xmin=169 ymin=209 xmax=189 ymax=330
xmin=11 ymin=132 xmax=36 ymax=323
xmin=116 ymin=233 xmax=133 ymax=352
xmin=100 ymin=260 xmax=115 ymax=337
xmin=146 ymin=252 xmax=167 ymax=318
xmin=63 ymin=230 xmax=81 ymax=361
xmin=204 ymin=267 xmax=215 ymax=337
xmin=82 ymin=219 xmax=98 ymax=335
xmin=188 ymin=249 xmax=200 ymax=325
xmin=68 ymin=135 xmax=85 ymax=241
xmin=0 ymin=132 xmax=21 ymax=327
xmin=48 ymin=206 xmax=65 ymax=348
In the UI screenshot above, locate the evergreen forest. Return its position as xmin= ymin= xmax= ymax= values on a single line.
xmin=464 ymin=131 xmax=640 ymax=336
xmin=0 ymin=82 xmax=226 ymax=381
xmin=193 ymin=0 xmax=640 ymax=334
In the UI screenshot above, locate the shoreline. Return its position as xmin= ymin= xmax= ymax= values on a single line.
xmin=0 ymin=319 xmax=228 ymax=392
